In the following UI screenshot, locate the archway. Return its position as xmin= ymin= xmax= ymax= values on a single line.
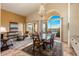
xmin=38 ymin=10 xmax=63 ymax=42
xmin=47 ymin=15 xmax=61 ymax=41
xmin=46 ymin=10 xmax=63 ymax=42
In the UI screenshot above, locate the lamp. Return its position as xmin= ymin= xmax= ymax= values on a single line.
xmin=0 ymin=26 xmax=7 ymax=39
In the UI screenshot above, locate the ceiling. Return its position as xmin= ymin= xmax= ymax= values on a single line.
xmin=1 ymin=3 xmax=67 ymax=16
xmin=1 ymin=3 xmax=42 ymax=16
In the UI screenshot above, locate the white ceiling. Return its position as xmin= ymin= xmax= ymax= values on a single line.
xmin=1 ymin=3 xmax=42 ymax=16
xmin=1 ymin=3 xmax=67 ymax=16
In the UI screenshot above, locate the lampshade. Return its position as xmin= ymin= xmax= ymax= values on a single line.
xmin=0 ymin=27 xmax=7 ymax=33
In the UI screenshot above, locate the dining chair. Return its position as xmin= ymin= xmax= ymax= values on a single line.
xmin=45 ymin=34 xmax=55 ymax=49
xmin=32 ymin=34 xmax=43 ymax=55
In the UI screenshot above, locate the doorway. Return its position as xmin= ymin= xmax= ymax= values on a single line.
xmin=47 ymin=15 xmax=61 ymax=41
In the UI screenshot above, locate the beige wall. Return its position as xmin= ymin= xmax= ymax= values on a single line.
xmin=0 ymin=4 xmax=1 ymax=26
xmin=1 ymin=9 xmax=26 ymax=33
xmin=26 ymin=3 xmax=68 ymax=42
xmin=70 ymin=4 xmax=79 ymax=37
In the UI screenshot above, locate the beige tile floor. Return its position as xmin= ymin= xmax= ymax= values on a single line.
xmin=62 ymin=42 xmax=76 ymax=56
xmin=1 ymin=43 xmax=32 ymax=56
xmin=1 ymin=41 xmax=76 ymax=56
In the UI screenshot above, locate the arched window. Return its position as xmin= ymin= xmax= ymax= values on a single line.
xmin=48 ymin=15 xmax=61 ymax=33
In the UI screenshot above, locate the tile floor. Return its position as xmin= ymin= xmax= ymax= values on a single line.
xmin=62 ymin=42 xmax=76 ymax=56
xmin=1 ymin=38 xmax=76 ymax=56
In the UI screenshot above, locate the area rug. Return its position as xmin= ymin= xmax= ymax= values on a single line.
xmin=22 ymin=40 xmax=63 ymax=56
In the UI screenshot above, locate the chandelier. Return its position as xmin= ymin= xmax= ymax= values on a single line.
xmin=38 ymin=4 xmax=46 ymax=17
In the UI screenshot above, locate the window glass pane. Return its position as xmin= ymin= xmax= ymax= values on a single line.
xmin=27 ymin=23 xmax=33 ymax=32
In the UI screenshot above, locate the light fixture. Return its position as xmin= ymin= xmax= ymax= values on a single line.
xmin=0 ymin=26 xmax=7 ymax=39
xmin=38 ymin=4 xmax=46 ymax=18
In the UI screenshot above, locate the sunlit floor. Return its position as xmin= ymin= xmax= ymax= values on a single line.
xmin=62 ymin=41 xmax=76 ymax=56
xmin=1 ymin=37 xmax=76 ymax=56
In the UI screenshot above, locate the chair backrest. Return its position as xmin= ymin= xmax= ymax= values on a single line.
xmin=33 ymin=35 xmax=41 ymax=47
xmin=50 ymin=34 xmax=55 ymax=44
xmin=32 ymin=32 xmax=41 ymax=47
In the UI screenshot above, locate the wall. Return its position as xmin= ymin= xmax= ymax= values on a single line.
xmin=70 ymin=4 xmax=79 ymax=37
xmin=26 ymin=3 xmax=68 ymax=42
xmin=0 ymin=4 xmax=1 ymax=26
xmin=1 ymin=9 xmax=26 ymax=33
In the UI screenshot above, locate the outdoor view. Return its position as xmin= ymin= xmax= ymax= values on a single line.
xmin=48 ymin=15 xmax=61 ymax=37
